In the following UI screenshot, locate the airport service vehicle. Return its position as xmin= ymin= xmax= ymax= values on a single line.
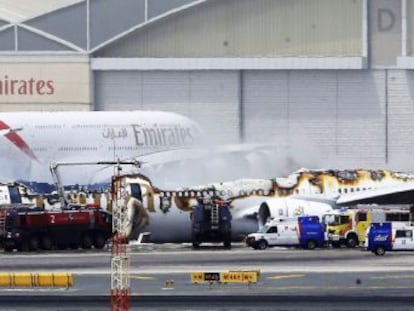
xmin=0 ymin=206 xmax=112 ymax=252
xmin=191 ymin=197 xmax=232 ymax=249
xmin=245 ymin=215 xmax=326 ymax=250
xmin=323 ymin=207 xmax=411 ymax=248
xmin=365 ymin=222 xmax=414 ymax=255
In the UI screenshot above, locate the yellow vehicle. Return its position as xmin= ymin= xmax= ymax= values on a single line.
xmin=322 ymin=207 xmax=411 ymax=248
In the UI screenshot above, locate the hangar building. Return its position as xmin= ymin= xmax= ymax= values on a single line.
xmin=0 ymin=0 xmax=413 ymax=170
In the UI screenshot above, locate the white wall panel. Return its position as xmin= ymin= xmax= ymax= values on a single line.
xmin=243 ymin=70 xmax=387 ymax=169
xmin=243 ymin=71 xmax=289 ymax=142
xmin=336 ymin=71 xmax=386 ymax=167
xmin=94 ymin=70 xmax=239 ymax=143
xmin=388 ymin=70 xmax=414 ymax=169
xmin=288 ymin=71 xmax=337 ymax=157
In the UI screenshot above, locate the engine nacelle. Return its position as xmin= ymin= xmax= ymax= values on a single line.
xmin=258 ymin=197 xmax=334 ymax=227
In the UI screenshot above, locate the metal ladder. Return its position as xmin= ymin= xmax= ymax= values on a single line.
xmin=210 ymin=204 xmax=219 ymax=229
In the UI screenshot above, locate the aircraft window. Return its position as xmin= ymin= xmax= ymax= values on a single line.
xmin=34 ymin=147 xmax=47 ymax=152
xmin=407 ymin=231 xmax=413 ymax=238
xmin=295 ymin=189 xmax=299 ymax=194
xmin=8 ymin=186 xmax=22 ymax=204
xmin=35 ymin=124 xmax=62 ymax=129
xmin=130 ymin=184 xmax=142 ymax=201
xmin=338 ymin=189 xmax=342 ymax=194
xmin=344 ymin=189 xmax=348 ymax=194
xmin=350 ymin=188 xmax=354 ymax=192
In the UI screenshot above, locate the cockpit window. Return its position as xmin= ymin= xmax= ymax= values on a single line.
xmin=130 ymin=183 xmax=142 ymax=201
xmin=8 ymin=186 xmax=22 ymax=204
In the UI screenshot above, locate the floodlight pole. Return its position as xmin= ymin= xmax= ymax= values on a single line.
xmin=110 ymin=167 xmax=131 ymax=311
xmin=48 ymin=160 xmax=141 ymax=311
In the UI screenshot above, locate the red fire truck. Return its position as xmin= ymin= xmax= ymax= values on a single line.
xmin=0 ymin=206 xmax=112 ymax=252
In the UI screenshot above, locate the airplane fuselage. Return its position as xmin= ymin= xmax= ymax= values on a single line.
xmin=0 ymin=111 xmax=202 ymax=183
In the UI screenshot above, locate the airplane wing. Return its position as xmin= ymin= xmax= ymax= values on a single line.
xmin=336 ymin=182 xmax=414 ymax=206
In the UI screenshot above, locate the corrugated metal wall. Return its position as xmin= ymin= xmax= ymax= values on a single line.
xmin=408 ymin=0 xmax=414 ymax=55
xmin=94 ymin=70 xmax=240 ymax=143
xmin=388 ymin=70 xmax=414 ymax=168
xmin=243 ymin=70 xmax=386 ymax=168
xmin=96 ymin=0 xmax=362 ymax=57
xmin=94 ymin=69 xmax=414 ymax=169
xmin=92 ymin=0 xmax=414 ymax=170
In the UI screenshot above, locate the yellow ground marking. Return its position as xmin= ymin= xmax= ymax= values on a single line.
xmin=267 ymin=274 xmax=305 ymax=280
xmin=129 ymin=275 xmax=155 ymax=280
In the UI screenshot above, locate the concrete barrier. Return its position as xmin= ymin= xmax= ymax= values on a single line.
xmin=0 ymin=273 xmax=73 ymax=288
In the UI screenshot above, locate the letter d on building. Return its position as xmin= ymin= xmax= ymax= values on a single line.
xmin=378 ymin=8 xmax=395 ymax=32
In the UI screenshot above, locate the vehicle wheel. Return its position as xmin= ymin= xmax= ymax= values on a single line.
xmin=4 ymin=246 xmax=13 ymax=252
xmin=306 ymin=239 xmax=316 ymax=250
xmin=331 ymin=241 xmax=341 ymax=248
xmin=375 ymin=246 xmax=386 ymax=256
xmin=192 ymin=241 xmax=200 ymax=249
xmin=223 ymin=240 xmax=231 ymax=249
xmin=257 ymin=240 xmax=267 ymax=250
xmin=69 ymin=243 xmax=79 ymax=250
xmin=347 ymin=235 xmax=358 ymax=248
xmin=94 ymin=233 xmax=106 ymax=249
xmin=82 ymin=234 xmax=93 ymax=249
xmin=18 ymin=241 xmax=29 ymax=252
xmin=41 ymin=235 xmax=53 ymax=250
xmin=29 ymin=236 xmax=39 ymax=251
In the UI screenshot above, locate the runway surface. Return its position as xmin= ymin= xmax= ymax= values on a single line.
xmin=1 ymin=243 xmax=414 ymax=310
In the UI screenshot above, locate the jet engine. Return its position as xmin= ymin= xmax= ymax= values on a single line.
xmin=257 ymin=197 xmax=334 ymax=227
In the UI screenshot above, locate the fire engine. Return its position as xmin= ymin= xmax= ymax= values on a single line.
xmin=322 ymin=206 xmax=411 ymax=248
xmin=191 ymin=196 xmax=232 ymax=249
xmin=0 ymin=206 xmax=112 ymax=252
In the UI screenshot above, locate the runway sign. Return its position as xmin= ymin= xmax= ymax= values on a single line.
xmin=191 ymin=271 xmax=260 ymax=284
